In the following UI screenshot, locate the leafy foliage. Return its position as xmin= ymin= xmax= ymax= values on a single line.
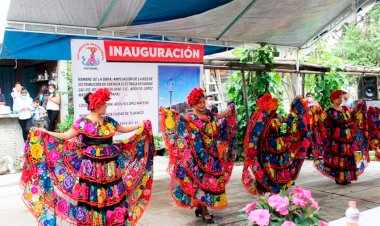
xmin=333 ymin=4 xmax=380 ymax=67
xmin=227 ymin=46 xmax=286 ymax=160
xmin=304 ymin=42 xmax=349 ymax=109
xmin=58 ymin=61 xmax=74 ymax=132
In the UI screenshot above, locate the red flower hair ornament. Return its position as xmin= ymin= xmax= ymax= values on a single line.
xmin=330 ymin=90 xmax=344 ymax=101
xmin=88 ymin=88 xmax=111 ymax=110
xmin=187 ymin=88 xmax=205 ymax=106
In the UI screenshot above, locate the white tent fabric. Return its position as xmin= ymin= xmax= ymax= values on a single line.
xmin=5 ymin=0 xmax=377 ymax=48
xmin=113 ymin=0 xmax=360 ymax=47
xmin=7 ymin=0 xmax=146 ymax=28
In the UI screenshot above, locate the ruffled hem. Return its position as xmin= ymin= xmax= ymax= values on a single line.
xmin=160 ymin=106 xmax=236 ymax=209
xmin=21 ymin=121 xmax=155 ymax=226
xmin=242 ymin=97 xmax=308 ymax=193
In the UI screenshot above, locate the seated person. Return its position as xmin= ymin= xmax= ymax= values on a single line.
xmin=31 ymin=98 xmax=48 ymax=128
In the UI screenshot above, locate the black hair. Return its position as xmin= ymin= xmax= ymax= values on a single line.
xmin=21 ymin=88 xmax=28 ymax=94
xmin=33 ymin=98 xmax=40 ymax=104
xmin=205 ymin=95 xmax=214 ymax=99
xmin=306 ymin=93 xmax=313 ymax=97
xmin=15 ymin=82 xmax=22 ymax=86
xmin=48 ymin=84 xmax=56 ymax=89
xmin=84 ymin=92 xmax=92 ymax=105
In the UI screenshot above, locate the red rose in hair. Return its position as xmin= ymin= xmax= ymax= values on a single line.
xmin=257 ymin=93 xmax=272 ymax=110
xmin=88 ymin=88 xmax=111 ymax=110
xmin=187 ymin=88 xmax=205 ymax=106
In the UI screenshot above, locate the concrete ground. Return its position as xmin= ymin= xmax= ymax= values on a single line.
xmin=0 ymin=157 xmax=379 ymax=226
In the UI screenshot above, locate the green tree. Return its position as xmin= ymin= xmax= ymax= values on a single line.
xmin=57 ymin=61 xmax=74 ymax=132
xmin=333 ymin=4 xmax=380 ymax=66
xmin=305 ymin=42 xmax=349 ymax=109
xmin=227 ymin=46 xmax=285 ymax=160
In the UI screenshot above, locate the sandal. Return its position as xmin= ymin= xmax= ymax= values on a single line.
xmin=202 ymin=214 xmax=215 ymax=224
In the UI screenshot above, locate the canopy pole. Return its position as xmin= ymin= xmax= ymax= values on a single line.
xmin=97 ymin=0 xmax=117 ymax=30
xmin=217 ymin=0 xmax=257 ymax=40
xmin=241 ymin=70 xmax=250 ymax=123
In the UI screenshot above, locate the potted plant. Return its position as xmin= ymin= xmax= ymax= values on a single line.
xmin=240 ymin=187 xmax=328 ymax=226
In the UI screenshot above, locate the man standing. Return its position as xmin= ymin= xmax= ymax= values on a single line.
xmin=342 ymin=91 xmax=354 ymax=109
xmin=204 ymin=94 xmax=218 ymax=114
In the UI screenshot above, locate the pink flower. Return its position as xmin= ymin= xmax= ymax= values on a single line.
xmin=31 ymin=186 xmax=39 ymax=194
xmin=278 ymin=206 xmax=289 ymax=216
xmin=244 ymin=201 xmax=257 ymax=213
xmin=48 ymin=136 xmax=55 ymax=143
xmin=293 ymin=197 xmax=307 ymax=207
xmin=183 ymin=149 xmax=191 ymax=160
xmin=57 ymin=199 xmax=69 ymax=214
xmin=48 ymin=149 xmax=60 ymax=165
xmin=292 ymin=187 xmax=313 ymax=201
xmin=319 ymin=220 xmax=328 ymax=226
xmin=106 ymin=210 xmax=114 ymax=225
xmin=248 ymin=209 xmax=270 ymax=226
xmin=114 ymin=207 xmax=124 ymax=223
xmin=130 ymin=168 xmax=137 ymax=179
xmin=193 ymin=119 xmax=203 ymax=129
xmin=281 ymin=221 xmax=296 ymax=226
xmin=311 ymin=200 xmax=319 ymax=209
xmin=84 ymin=123 xmax=96 ymax=134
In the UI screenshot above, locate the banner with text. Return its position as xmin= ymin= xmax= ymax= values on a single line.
xmin=71 ymin=39 xmax=203 ymax=139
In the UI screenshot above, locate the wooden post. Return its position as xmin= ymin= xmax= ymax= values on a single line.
xmin=241 ymin=70 xmax=250 ymax=122
xmin=301 ymin=73 xmax=305 ymax=97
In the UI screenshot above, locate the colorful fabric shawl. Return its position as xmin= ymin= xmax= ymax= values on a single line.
xmin=159 ymin=105 xmax=236 ymax=209
xmin=21 ymin=117 xmax=155 ymax=226
xmin=314 ymin=100 xmax=369 ymax=183
xmin=242 ymin=96 xmax=310 ymax=194
xmin=368 ymin=106 xmax=380 ymax=161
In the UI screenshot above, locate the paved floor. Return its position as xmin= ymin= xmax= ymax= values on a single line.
xmin=0 ymin=157 xmax=379 ymax=226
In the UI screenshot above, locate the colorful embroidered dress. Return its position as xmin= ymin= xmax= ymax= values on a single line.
xmin=368 ymin=106 xmax=380 ymax=161
xmin=314 ymin=101 xmax=369 ymax=183
xmin=242 ymin=96 xmax=310 ymax=194
xmin=21 ymin=117 xmax=155 ymax=226
xmin=159 ymin=106 xmax=236 ymax=209
xmin=307 ymin=104 xmax=324 ymax=159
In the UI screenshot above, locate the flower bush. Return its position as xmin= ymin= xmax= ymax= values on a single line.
xmin=240 ymin=187 xmax=328 ymax=226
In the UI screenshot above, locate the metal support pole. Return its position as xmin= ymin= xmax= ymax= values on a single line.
xmin=168 ymin=78 xmax=174 ymax=109
xmin=241 ymin=70 xmax=250 ymax=122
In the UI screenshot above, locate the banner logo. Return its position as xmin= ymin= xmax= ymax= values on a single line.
xmin=76 ymin=43 xmax=105 ymax=68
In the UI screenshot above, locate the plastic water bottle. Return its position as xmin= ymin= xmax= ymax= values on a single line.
xmin=346 ymin=201 xmax=359 ymax=226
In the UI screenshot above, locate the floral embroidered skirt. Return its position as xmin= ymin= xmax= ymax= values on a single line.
xmin=160 ymin=107 xmax=236 ymax=209
xmin=242 ymin=97 xmax=309 ymax=194
xmin=21 ymin=124 xmax=155 ymax=226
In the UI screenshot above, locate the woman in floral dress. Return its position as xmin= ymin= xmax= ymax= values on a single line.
xmin=160 ymin=88 xmax=236 ymax=223
xmin=21 ymin=88 xmax=155 ymax=225
xmin=242 ymin=94 xmax=310 ymax=194
xmin=314 ymin=90 xmax=369 ymax=185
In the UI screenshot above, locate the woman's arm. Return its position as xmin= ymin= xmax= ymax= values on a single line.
xmin=13 ymin=99 xmax=22 ymax=113
xmin=46 ymin=128 xmax=79 ymax=140
xmin=117 ymin=122 xmax=144 ymax=133
xmin=216 ymin=106 xmax=232 ymax=120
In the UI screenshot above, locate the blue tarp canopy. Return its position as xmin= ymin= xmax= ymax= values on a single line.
xmin=0 ymin=31 xmax=229 ymax=60
xmin=0 ymin=0 xmax=377 ymax=60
